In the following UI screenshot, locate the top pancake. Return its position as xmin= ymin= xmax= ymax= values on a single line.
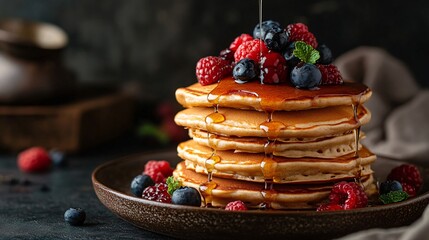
xmin=176 ymin=77 xmax=372 ymax=111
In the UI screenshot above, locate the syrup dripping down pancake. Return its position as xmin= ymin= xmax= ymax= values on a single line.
xmin=178 ymin=140 xmax=376 ymax=184
xmin=176 ymin=77 xmax=372 ymax=111
xmin=173 ymin=161 xmax=377 ymax=209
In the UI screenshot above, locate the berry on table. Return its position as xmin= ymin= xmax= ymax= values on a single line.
xmin=64 ymin=208 xmax=86 ymax=226
xmin=49 ymin=149 xmax=68 ymax=167
xmin=329 ymin=181 xmax=368 ymax=209
xmin=379 ymin=180 xmax=403 ymax=195
xmin=142 ymin=183 xmax=171 ymax=203
xmin=18 ymin=147 xmax=52 ymax=173
xmin=316 ymin=44 xmax=333 ymax=64
xmin=290 ymin=63 xmax=321 ymax=89
xmin=317 ymin=64 xmax=344 ymax=85
xmin=143 ymin=160 xmax=174 ymax=183
xmin=130 ymin=174 xmax=155 ymax=197
xmin=260 ymin=52 xmax=287 ymax=84
xmin=196 ymin=56 xmax=232 ymax=86
xmin=253 ymin=20 xmax=282 ymax=40
xmin=234 ymin=39 xmax=268 ymax=63
xmin=387 ymin=164 xmax=423 ymax=191
xmin=229 ymin=33 xmax=253 ymax=52
xmin=171 ymin=187 xmax=201 ymax=207
xmin=233 ymin=58 xmax=258 ymax=83
xmin=316 ymin=203 xmax=343 ymax=211
xmin=225 ymin=200 xmax=248 ymax=211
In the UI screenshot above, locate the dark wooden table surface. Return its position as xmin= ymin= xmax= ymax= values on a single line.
xmin=0 ymin=136 xmax=175 ymax=240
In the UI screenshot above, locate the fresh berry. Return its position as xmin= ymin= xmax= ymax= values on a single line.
xmin=49 ymin=149 xmax=67 ymax=167
xmin=401 ymin=182 xmax=417 ymax=197
xmin=196 ymin=56 xmax=233 ymax=86
xmin=263 ymin=28 xmax=288 ymax=52
xmin=379 ymin=180 xmax=403 ymax=195
xmin=234 ymin=39 xmax=268 ymax=63
xmin=387 ymin=164 xmax=423 ymax=191
xmin=286 ymin=23 xmax=318 ymax=49
xmin=316 ymin=44 xmax=333 ymax=64
xmin=316 ymin=203 xmax=343 ymax=211
xmin=229 ymin=33 xmax=253 ymax=52
xmin=260 ymin=52 xmax=287 ymax=84
xmin=329 ymin=181 xmax=368 ymax=209
xmin=290 ymin=63 xmax=321 ymax=89
xmin=225 ymin=200 xmax=248 ymax=211
xmin=143 ymin=160 xmax=174 ymax=183
xmin=253 ymin=20 xmax=282 ymax=40
xmin=283 ymin=42 xmax=300 ymax=67
xmin=233 ymin=58 xmax=258 ymax=83
xmin=17 ymin=147 xmax=52 ymax=173
xmin=317 ymin=64 xmax=343 ymax=85
xmin=130 ymin=174 xmax=155 ymax=197
xmin=64 ymin=208 xmax=86 ymax=226
xmin=142 ymin=183 xmax=171 ymax=203
xmin=219 ymin=48 xmax=235 ymax=63
xmin=171 ymin=187 xmax=201 ymax=207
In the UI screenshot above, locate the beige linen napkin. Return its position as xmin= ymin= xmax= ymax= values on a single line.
xmin=333 ymin=47 xmax=429 ymax=239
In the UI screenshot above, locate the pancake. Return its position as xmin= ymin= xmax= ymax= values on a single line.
xmin=176 ymin=77 xmax=372 ymax=111
xmin=190 ymin=129 xmax=364 ymax=158
xmin=173 ymin=161 xmax=377 ymax=209
xmin=178 ymin=140 xmax=376 ymax=184
xmin=175 ymin=105 xmax=370 ymax=138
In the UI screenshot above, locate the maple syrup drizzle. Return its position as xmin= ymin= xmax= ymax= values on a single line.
xmin=352 ymin=94 xmax=364 ymax=187
xmin=258 ymin=0 xmax=264 ymax=84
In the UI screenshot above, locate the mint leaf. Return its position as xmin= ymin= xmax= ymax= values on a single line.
xmin=166 ymin=176 xmax=181 ymax=196
xmin=379 ymin=190 xmax=409 ymax=204
xmin=293 ymin=41 xmax=320 ymax=64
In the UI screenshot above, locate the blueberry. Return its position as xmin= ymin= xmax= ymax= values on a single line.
xmin=49 ymin=149 xmax=67 ymax=167
xmin=64 ymin=208 xmax=86 ymax=226
xmin=283 ymin=42 xmax=300 ymax=67
xmin=379 ymin=180 xmax=403 ymax=195
xmin=316 ymin=44 xmax=333 ymax=64
xmin=171 ymin=187 xmax=201 ymax=207
xmin=253 ymin=20 xmax=282 ymax=40
xmin=130 ymin=174 xmax=154 ymax=197
xmin=290 ymin=63 xmax=322 ymax=89
xmin=233 ymin=58 xmax=258 ymax=83
xmin=264 ymin=28 xmax=288 ymax=52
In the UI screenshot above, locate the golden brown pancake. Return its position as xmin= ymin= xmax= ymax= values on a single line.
xmin=173 ymin=161 xmax=377 ymax=209
xmin=176 ymin=77 xmax=372 ymax=111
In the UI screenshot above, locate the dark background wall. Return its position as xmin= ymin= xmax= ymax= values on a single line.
xmin=0 ymin=0 xmax=427 ymax=102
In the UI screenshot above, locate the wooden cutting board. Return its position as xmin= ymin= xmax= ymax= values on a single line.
xmin=0 ymin=92 xmax=135 ymax=153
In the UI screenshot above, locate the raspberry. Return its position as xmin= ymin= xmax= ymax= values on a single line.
xmin=329 ymin=181 xmax=368 ymax=209
xmin=17 ymin=147 xmax=52 ymax=173
xmin=225 ymin=200 xmax=247 ymax=211
xmin=143 ymin=160 xmax=173 ymax=183
xmin=317 ymin=64 xmax=343 ymax=85
xmin=260 ymin=52 xmax=287 ymax=84
xmin=219 ymin=48 xmax=235 ymax=63
xmin=229 ymin=33 xmax=253 ymax=52
xmin=387 ymin=164 xmax=423 ymax=191
xmin=286 ymin=23 xmax=318 ymax=49
xmin=234 ymin=39 xmax=268 ymax=63
xmin=316 ymin=203 xmax=343 ymax=211
xmin=401 ymin=182 xmax=417 ymax=197
xmin=141 ymin=183 xmax=171 ymax=203
xmin=196 ymin=56 xmax=233 ymax=86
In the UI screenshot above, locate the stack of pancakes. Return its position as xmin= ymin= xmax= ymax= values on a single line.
xmin=173 ymin=77 xmax=377 ymax=209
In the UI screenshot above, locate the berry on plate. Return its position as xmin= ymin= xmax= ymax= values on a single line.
xmin=142 ymin=183 xmax=171 ymax=203
xmin=18 ymin=147 xmax=52 ymax=173
xmin=401 ymin=182 xmax=417 ymax=197
xmin=387 ymin=164 xmax=423 ymax=191
xmin=260 ymin=52 xmax=287 ymax=84
xmin=379 ymin=180 xmax=403 ymax=195
xmin=196 ymin=56 xmax=232 ymax=86
xmin=143 ymin=160 xmax=174 ymax=183
xmin=225 ymin=200 xmax=248 ymax=211
xmin=171 ymin=187 xmax=201 ymax=207
xmin=316 ymin=203 xmax=343 ymax=212
xmin=229 ymin=33 xmax=253 ymax=52
xmin=317 ymin=64 xmax=344 ymax=85
xmin=130 ymin=174 xmax=155 ymax=197
xmin=290 ymin=63 xmax=321 ymax=89
xmin=329 ymin=181 xmax=368 ymax=209
xmin=64 ymin=208 xmax=86 ymax=226
xmin=233 ymin=58 xmax=258 ymax=83
xmin=234 ymin=39 xmax=268 ymax=63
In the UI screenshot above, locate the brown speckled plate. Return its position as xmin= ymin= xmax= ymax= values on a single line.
xmin=92 ymin=151 xmax=429 ymax=240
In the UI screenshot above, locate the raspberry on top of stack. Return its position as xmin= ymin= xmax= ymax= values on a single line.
xmin=173 ymin=20 xmax=378 ymax=210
